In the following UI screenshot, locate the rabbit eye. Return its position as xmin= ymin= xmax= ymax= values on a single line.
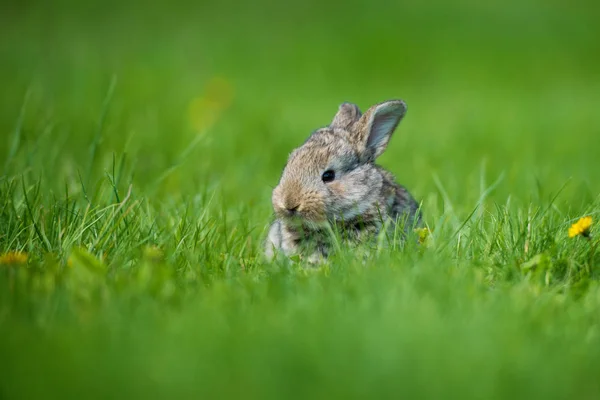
xmin=322 ymin=170 xmax=335 ymax=183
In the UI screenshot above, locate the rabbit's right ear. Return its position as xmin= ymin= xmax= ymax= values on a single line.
xmin=331 ymin=102 xmax=362 ymax=129
xmin=353 ymin=100 xmax=407 ymax=162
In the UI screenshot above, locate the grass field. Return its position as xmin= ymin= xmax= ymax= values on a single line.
xmin=1 ymin=0 xmax=600 ymax=398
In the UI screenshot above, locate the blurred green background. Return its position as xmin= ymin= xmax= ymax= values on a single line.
xmin=1 ymin=0 xmax=600 ymax=398
xmin=2 ymin=0 xmax=599 ymax=208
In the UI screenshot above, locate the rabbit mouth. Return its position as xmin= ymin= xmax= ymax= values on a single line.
xmin=280 ymin=214 xmax=329 ymax=231
xmin=275 ymin=203 xmax=327 ymax=225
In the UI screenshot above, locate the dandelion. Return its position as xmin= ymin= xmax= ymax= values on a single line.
xmin=568 ymin=216 xmax=592 ymax=238
xmin=414 ymin=227 xmax=431 ymax=244
xmin=188 ymin=76 xmax=234 ymax=133
xmin=0 ymin=251 xmax=28 ymax=265
xmin=143 ymin=245 xmax=164 ymax=263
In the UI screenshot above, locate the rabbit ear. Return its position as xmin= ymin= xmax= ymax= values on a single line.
xmin=331 ymin=102 xmax=362 ymax=129
xmin=354 ymin=100 xmax=407 ymax=161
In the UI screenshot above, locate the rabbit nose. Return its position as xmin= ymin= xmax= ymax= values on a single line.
xmin=286 ymin=204 xmax=300 ymax=215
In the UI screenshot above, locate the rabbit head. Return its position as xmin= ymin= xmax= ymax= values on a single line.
xmin=271 ymin=100 xmax=407 ymax=228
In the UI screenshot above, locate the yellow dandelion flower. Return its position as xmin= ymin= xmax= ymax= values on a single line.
xmin=568 ymin=216 xmax=592 ymax=238
xmin=188 ymin=76 xmax=234 ymax=132
xmin=0 ymin=251 xmax=28 ymax=265
xmin=143 ymin=245 xmax=164 ymax=262
xmin=414 ymin=227 xmax=431 ymax=244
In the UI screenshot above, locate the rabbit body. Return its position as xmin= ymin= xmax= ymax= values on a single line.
xmin=265 ymin=100 xmax=420 ymax=262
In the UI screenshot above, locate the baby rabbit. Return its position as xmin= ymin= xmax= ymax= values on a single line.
xmin=265 ymin=99 xmax=421 ymax=263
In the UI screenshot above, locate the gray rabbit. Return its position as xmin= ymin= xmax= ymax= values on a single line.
xmin=265 ymin=100 xmax=421 ymax=263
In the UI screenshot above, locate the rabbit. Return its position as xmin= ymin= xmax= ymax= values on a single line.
xmin=264 ymin=99 xmax=421 ymax=263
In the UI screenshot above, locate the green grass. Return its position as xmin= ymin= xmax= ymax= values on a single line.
xmin=1 ymin=0 xmax=600 ymax=398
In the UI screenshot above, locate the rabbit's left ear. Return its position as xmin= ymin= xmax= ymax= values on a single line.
xmin=331 ymin=102 xmax=362 ymax=129
xmin=353 ymin=100 xmax=407 ymax=161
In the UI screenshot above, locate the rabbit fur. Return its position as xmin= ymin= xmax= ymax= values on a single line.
xmin=265 ymin=99 xmax=421 ymax=263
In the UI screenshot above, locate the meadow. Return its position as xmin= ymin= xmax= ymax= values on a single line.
xmin=1 ymin=0 xmax=600 ymax=398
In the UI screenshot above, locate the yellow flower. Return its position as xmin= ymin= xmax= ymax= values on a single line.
xmin=188 ymin=76 xmax=234 ymax=132
xmin=414 ymin=227 xmax=431 ymax=244
xmin=568 ymin=216 xmax=592 ymax=238
xmin=0 ymin=251 xmax=28 ymax=265
xmin=143 ymin=245 xmax=164 ymax=262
